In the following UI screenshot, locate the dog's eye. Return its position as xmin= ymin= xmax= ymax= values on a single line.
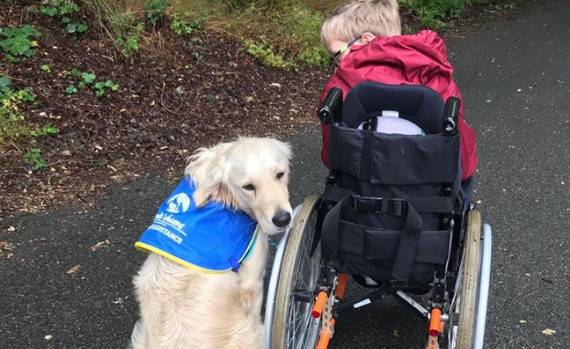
xmin=242 ymin=184 xmax=255 ymax=191
xmin=276 ymin=172 xmax=285 ymax=180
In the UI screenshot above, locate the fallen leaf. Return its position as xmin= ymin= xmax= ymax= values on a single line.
xmin=0 ymin=241 xmax=14 ymax=260
xmin=67 ymin=265 xmax=81 ymax=274
xmin=91 ymin=241 xmax=107 ymax=252
xmin=542 ymin=328 xmax=556 ymax=335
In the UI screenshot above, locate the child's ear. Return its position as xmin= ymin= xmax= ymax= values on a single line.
xmin=361 ymin=32 xmax=376 ymax=43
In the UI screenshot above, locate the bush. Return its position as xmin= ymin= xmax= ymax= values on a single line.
xmin=0 ymin=25 xmax=42 ymax=62
xmin=0 ymin=76 xmax=36 ymax=142
xmin=399 ymin=0 xmax=499 ymax=28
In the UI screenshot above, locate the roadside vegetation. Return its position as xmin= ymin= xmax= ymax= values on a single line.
xmin=0 ymin=0 xmax=532 ymax=167
xmin=0 ymin=0 xmax=535 ymax=216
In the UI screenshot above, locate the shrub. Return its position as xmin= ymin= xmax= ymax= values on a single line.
xmin=143 ymin=0 xmax=171 ymax=26
xmin=23 ymin=147 xmax=48 ymax=170
xmin=0 ymin=76 xmax=36 ymax=142
xmin=0 ymin=25 xmax=42 ymax=62
xmin=41 ymin=0 xmax=88 ymax=34
xmin=245 ymin=37 xmax=293 ymax=68
xmin=170 ymin=10 xmax=207 ymax=36
xmin=398 ymin=0 xmax=499 ymax=28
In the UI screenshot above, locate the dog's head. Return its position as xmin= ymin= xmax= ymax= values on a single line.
xmin=185 ymin=137 xmax=293 ymax=235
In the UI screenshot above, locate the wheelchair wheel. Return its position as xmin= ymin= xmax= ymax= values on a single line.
xmin=270 ymin=194 xmax=323 ymax=349
xmin=450 ymin=209 xmax=482 ymax=349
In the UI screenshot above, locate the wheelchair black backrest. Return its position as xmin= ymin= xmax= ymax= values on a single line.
xmin=321 ymin=81 xmax=465 ymax=285
xmin=341 ymin=81 xmax=445 ymax=134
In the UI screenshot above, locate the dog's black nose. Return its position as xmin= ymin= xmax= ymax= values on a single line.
xmin=272 ymin=211 xmax=291 ymax=228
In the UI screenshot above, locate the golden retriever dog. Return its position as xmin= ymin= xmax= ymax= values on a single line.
xmin=130 ymin=137 xmax=292 ymax=349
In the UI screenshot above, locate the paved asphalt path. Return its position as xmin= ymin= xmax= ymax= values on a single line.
xmin=1 ymin=0 xmax=568 ymax=348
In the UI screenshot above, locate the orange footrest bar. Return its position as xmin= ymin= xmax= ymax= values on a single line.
xmin=429 ymin=308 xmax=442 ymax=337
xmin=334 ymin=273 xmax=348 ymax=299
xmin=316 ymin=319 xmax=335 ymax=349
xmin=312 ymin=291 xmax=328 ymax=318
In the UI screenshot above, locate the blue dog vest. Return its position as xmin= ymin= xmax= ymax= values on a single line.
xmin=135 ymin=177 xmax=258 ymax=273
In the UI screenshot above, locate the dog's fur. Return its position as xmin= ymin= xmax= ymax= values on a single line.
xmin=131 ymin=137 xmax=293 ymax=349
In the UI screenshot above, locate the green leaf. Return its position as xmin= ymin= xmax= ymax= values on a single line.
xmin=0 ymin=76 xmax=12 ymax=91
xmin=66 ymin=23 xmax=77 ymax=33
xmin=41 ymin=7 xmax=58 ymax=17
xmin=65 ymin=85 xmax=78 ymax=94
xmin=81 ymin=72 xmax=96 ymax=84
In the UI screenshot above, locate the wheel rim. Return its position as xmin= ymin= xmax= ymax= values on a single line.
xmin=271 ymin=195 xmax=323 ymax=349
xmin=448 ymin=210 xmax=482 ymax=349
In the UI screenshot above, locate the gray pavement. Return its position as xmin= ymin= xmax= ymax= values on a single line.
xmin=1 ymin=0 xmax=569 ymax=348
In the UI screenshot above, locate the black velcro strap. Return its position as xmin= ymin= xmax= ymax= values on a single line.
xmin=346 ymin=196 xmax=407 ymax=216
xmin=408 ymin=196 xmax=462 ymax=214
xmin=359 ymin=131 xmax=373 ymax=182
xmin=321 ymin=194 xmax=349 ymax=261
xmin=390 ymin=203 xmax=422 ymax=282
xmin=323 ymin=182 xmax=355 ymax=203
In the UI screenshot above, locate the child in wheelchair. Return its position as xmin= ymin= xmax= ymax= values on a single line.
xmin=318 ymin=0 xmax=477 ymax=181
xmin=316 ymin=0 xmax=478 ymax=287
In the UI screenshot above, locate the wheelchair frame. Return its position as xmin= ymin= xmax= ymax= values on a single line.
xmin=264 ymin=85 xmax=492 ymax=349
xmin=265 ymin=196 xmax=492 ymax=349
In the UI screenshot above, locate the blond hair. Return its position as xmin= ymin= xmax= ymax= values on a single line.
xmin=321 ymin=0 xmax=401 ymax=45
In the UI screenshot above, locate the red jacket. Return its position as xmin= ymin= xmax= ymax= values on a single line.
xmin=318 ymin=30 xmax=477 ymax=180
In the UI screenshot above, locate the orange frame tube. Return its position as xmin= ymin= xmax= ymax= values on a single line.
xmin=429 ymin=308 xmax=442 ymax=337
xmin=316 ymin=319 xmax=335 ymax=349
xmin=312 ymin=291 xmax=328 ymax=318
xmin=334 ymin=273 xmax=348 ymax=299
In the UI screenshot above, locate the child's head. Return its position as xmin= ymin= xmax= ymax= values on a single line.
xmin=321 ymin=0 xmax=401 ymax=65
xmin=321 ymin=0 xmax=401 ymax=44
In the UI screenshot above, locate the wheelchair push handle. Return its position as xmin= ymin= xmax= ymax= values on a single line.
xmin=443 ymin=96 xmax=460 ymax=136
xmin=319 ymin=87 xmax=343 ymax=124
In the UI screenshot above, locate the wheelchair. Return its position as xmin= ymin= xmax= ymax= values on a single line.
xmin=264 ymin=82 xmax=492 ymax=349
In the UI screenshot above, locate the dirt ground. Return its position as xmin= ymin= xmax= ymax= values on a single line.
xmin=0 ymin=0 xmax=538 ymax=220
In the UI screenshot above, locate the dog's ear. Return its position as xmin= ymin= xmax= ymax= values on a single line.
xmin=185 ymin=142 xmax=233 ymax=207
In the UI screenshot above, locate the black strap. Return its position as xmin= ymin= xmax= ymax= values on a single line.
xmin=390 ymin=203 xmax=422 ymax=282
xmin=321 ymin=194 xmax=348 ymax=261
xmin=324 ymin=182 xmax=461 ymax=214
xmin=321 ymin=194 xmax=423 ymax=282
xmin=359 ymin=131 xmax=373 ymax=181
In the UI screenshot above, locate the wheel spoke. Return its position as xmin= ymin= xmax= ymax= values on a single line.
xmin=270 ymin=195 xmax=324 ymax=349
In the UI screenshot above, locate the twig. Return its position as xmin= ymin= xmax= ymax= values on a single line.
xmin=8 ymin=141 xmax=23 ymax=153
xmin=160 ymin=82 xmax=181 ymax=115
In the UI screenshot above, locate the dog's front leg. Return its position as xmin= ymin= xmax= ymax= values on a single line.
xmin=238 ymin=234 xmax=268 ymax=315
